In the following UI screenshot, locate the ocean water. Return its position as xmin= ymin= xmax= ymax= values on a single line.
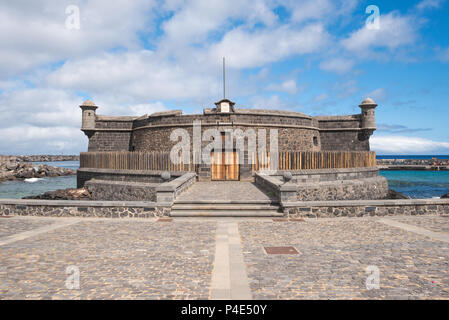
xmin=379 ymin=170 xmax=449 ymax=199
xmin=0 ymin=160 xmax=448 ymax=199
xmin=0 ymin=161 xmax=78 ymax=199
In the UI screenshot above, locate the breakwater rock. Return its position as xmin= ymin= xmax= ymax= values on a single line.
xmin=387 ymin=189 xmax=409 ymax=199
xmin=23 ymin=188 xmax=91 ymax=200
xmin=0 ymin=161 xmax=76 ymax=183
xmin=442 ymin=193 xmax=449 ymax=199
xmin=0 ymin=154 xmax=79 ymax=162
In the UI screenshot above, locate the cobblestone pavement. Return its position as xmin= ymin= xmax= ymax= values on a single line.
xmin=176 ymin=182 xmax=274 ymax=201
xmin=0 ymin=217 xmax=55 ymax=238
xmin=389 ymin=215 xmax=449 ymax=234
xmin=239 ymin=217 xmax=449 ymax=299
xmin=0 ymin=218 xmax=216 ymax=299
xmin=1 ymin=215 xmax=448 ymax=299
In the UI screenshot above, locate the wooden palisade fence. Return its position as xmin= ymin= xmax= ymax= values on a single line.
xmin=80 ymin=151 xmax=376 ymax=172
xmin=251 ymin=151 xmax=376 ymax=171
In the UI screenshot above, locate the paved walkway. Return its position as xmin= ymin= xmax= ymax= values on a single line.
xmin=1 ymin=215 xmax=449 ymax=299
xmin=176 ymin=182 xmax=274 ymax=202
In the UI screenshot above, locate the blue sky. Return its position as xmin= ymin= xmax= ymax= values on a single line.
xmin=0 ymin=0 xmax=448 ymax=155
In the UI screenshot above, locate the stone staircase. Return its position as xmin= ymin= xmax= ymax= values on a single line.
xmin=170 ymin=199 xmax=283 ymax=217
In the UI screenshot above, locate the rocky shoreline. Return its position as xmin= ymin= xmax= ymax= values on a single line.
xmin=0 ymin=154 xmax=79 ymax=162
xmin=23 ymin=188 xmax=91 ymax=200
xmin=0 ymin=160 xmax=76 ymax=183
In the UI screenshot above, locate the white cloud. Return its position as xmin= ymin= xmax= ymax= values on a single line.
xmin=320 ymin=58 xmax=355 ymax=74
xmin=46 ymin=50 xmax=220 ymax=103
xmin=333 ymin=79 xmax=359 ymax=98
xmin=284 ymin=0 xmax=358 ymax=24
xmin=364 ymin=88 xmax=387 ymax=102
xmin=342 ymin=12 xmax=416 ymax=55
xmin=371 ymin=136 xmax=449 ymax=154
xmin=314 ymin=93 xmax=328 ymax=102
xmin=250 ymin=95 xmax=289 ymax=110
xmin=207 ymin=24 xmax=329 ymax=68
xmin=416 ymin=0 xmax=445 ymax=10
xmin=436 ymin=47 xmax=449 ymax=62
xmin=129 ymin=102 xmax=168 ymax=116
xmin=0 ymin=125 xmax=86 ymax=155
xmin=0 ymin=0 xmax=155 ymax=78
xmin=161 ymin=0 xmax=277 ymax=47
xmin=267 ymin=79 xmax=298 ymax=94
xmin=0 ymin=88 xmax=82 ymax=128
xmin=289 ymin=0 xmax=334 ymax=24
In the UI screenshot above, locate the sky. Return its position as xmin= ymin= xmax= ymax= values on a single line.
xmin=0 ymin=0 xmax=448 ymax=155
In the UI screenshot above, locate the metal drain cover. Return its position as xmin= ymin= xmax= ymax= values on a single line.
xmin=272 ymin=218 xmax=288 ymax=222
xmin=264 ymin=246 xmax=299 ymax=255
xmin=290 ymin=218 xmax=305 ymax=222
xmin=157 ymin=218 xmax=173 ymax=222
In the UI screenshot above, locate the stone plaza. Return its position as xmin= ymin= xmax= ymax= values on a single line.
xmin=1 ymin=214 xmax=448 ymax=300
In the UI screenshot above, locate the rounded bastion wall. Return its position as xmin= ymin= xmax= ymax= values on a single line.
xmin=130 ymin=113 xmax=322 ymax=153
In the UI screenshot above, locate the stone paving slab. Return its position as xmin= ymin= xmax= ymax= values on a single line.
xmin=176 ymin=182 xmax=274 ymax=201
xmin=0 ymin=219 xmax=216 ymax=299
xmin=239 ymin=218 xmax=449 ymax=299
xmin=0 ymin=217 xmax=56 ymax=238
xmin=389 ymin=215 xmax=449 ymax=234
xmin=1 ymin=216 xmax=449 ymax=300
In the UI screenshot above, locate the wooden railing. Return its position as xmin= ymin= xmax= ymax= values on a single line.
xmin=251 ymin=151 xmax=376 ymax=171
xmin=80 ymin=151 xmax=376 ymax=172
xmin=80 ymin=152 xmax=195 ymax=171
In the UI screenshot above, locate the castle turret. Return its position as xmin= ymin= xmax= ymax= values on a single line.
xmin=80 ymin=99 xmax=98 ymax=137
xmin=359 ymin=97 xmax=377 ymax=132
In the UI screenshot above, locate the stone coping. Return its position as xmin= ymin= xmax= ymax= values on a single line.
xmin=132 ymin=122 xmax=321 ymax=131
xmin=156 ymin=172 xmax=196 ymax=192
xmin=232 ymin=108 xmax=312 ymax=119
xmin=95 ymin=115 xmax=137 ymax=121
xmin=255 ymin=172 xmax=282 ymax=187
xmin=77 ymin=167 xmax=187 ymax=176
xmin=281 ymin=198 xmax=449 ymax=207
xmin=275 ymin=167 xmax=379 ymax=175
xmin=0 ymin=199 xmax=157 ymax=207
xmin=86 ymin=179 xmax=160 ymax=187
xmin=315 ymin=114 xmax=360 ymax=121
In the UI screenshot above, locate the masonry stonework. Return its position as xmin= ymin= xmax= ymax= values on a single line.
xmin=80 ymin=99 xmax=377 ymax=156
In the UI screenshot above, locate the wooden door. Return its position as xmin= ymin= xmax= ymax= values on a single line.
xmin=211 ymin=151 xmax=239 ymax=180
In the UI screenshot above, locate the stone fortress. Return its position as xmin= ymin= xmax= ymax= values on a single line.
xmin=77 ymin=97 xmax=389 ymax=217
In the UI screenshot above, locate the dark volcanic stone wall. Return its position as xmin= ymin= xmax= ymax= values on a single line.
xmin=131 ymin=125 xmax=320 ymax=153
xmin=319 ymin=131 xmax=370 ymax=151
xmin=85 ymin=180 xmax=157 ymax=201
xmin=88 ymin=131 xmax=132 ymax=151
xmin=317 ymin=116 xmax=370 ymax=151
xmin=87 ymin=118 xmax=134 ymax=151
xmin=85 ymin=111 xmax=369 ymax=153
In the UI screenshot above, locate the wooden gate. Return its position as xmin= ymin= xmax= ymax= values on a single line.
xmin=211 ymin=151 xmax=239 ymax=181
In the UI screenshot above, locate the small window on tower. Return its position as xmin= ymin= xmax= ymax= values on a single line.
xmin=313 ymin=136 xmax=318 ymax=146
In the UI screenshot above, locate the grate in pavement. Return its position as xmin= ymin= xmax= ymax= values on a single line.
xmin=157 ymin=218 xmax=173 ymax=222
xmin=290 ymin=218 xmax=305 ymax=222
xmin=264 ymin=246 xmax=299 ymax=255
xmin=0 ymin=216 xmax=13 ymax=218
xmin=272 ymin=218 xmax=288 ymax=222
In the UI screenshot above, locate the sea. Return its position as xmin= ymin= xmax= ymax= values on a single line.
xmin=0 ymin=157 xmax=448 ymax=199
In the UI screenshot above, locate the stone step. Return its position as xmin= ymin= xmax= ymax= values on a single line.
xmin=170 ymin=210 xmax=284 ymax=217
xmin=174 ymin=199 xmax=278 ymax=205
xmin=172 ymin=204 xmax=280 ymax=210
